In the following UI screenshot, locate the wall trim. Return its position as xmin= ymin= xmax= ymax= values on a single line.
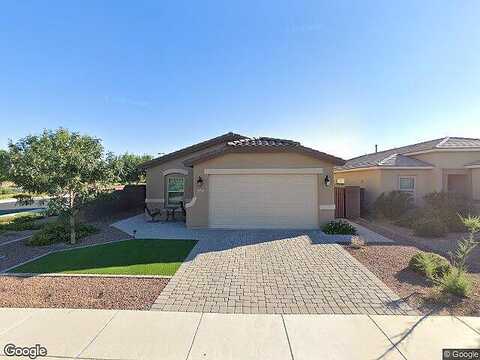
xmin=204 ymin=168 xmax=324 ymax=175
xmin=163 ymin=168 xmax=188 ymax=176
xmin=185 ymin=197 xmax=196 ymax=208
xmin=145 ymin=198 xmax=165 ymax=203
xmin=319 ymin=204 xmax=336 ymax=210
xmin=465 ymin=165 xmax=480 ymax=169
xmin=334 ymin=166 xmax=434 ymax=173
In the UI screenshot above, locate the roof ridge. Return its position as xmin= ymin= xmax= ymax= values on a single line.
xmin=377 ymin=153 xmax=398 ymax=165
xmin=436 ymin=136 xmax=450 ymax=148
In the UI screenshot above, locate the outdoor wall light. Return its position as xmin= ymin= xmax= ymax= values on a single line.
xmin=324 ymin=175 xmax=331 ymax=187
xmin=196 ymin=176 xmax=204 ymax=187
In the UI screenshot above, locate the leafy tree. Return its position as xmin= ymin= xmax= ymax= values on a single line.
xmin=0 ymin=149 xmax=10 ymax=184
xmin=8 ymin=128 xmax=112 ymax=244
xmin=107 ymin=152 xmax=152 ymax=184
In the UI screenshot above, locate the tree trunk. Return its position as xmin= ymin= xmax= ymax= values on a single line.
xmin=70 ymin=211 xmax=76 ymax=245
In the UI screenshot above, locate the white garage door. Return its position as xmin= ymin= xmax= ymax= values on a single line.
xmin=208 ymin=174 xmax=318 ymax=229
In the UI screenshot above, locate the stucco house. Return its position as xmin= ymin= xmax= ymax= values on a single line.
xmin=334 ymin=137 xmax=480 ymax=207
xmin=140 ymin=132 xmax=345 ymax=229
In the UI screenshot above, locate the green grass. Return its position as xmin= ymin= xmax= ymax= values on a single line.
xmin=10 ymin=239 xmax=197 ymax=276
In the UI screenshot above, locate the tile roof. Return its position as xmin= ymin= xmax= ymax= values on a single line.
xmin=337 ymin=136 xmax=480 ymax=171
xmin=139 ymin=132 xmax=246 ymax=169
xmin=184 ymin=136 xmax=346 ymax=166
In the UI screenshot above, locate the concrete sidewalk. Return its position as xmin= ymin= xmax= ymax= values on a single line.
xmin=0 ymin=308 xmax=478 ymax=359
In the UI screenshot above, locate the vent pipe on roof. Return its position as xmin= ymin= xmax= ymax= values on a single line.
xmin=375 ymin=144 xmax=378 ymax=153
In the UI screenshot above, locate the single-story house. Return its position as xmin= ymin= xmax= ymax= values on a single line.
xmin=334 ymin=137 xmax=480 ymax=206
xmin=140 ymin=132 xmax=345 ymax=229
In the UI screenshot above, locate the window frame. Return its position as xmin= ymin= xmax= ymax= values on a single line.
xmin=166 ymin=175 xmax=185 ymax=206
xmin=398 ymin=176 xmax=416 ymax=193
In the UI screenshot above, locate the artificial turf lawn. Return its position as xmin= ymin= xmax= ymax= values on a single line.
xmin=10 ymin=239 xmax=197 ymax=276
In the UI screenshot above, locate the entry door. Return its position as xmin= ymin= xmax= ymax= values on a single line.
xmin=208 ymin=174 xmax=318 ymax=229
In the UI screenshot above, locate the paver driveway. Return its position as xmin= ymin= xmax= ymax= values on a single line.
xmin=151 ymin=232 xmax=414 ymax=315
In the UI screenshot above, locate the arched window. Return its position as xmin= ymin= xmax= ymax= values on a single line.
xmin=166 ymin=174 xmax=185 ymax=206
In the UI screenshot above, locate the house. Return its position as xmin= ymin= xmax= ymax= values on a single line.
xmin=140 ymin=132 xmax=345 ymax=229
xmin=334 ymin=137 xmax=480 ymax=207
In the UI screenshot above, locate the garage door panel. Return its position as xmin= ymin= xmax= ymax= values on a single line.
xmin=208 ymin=174 xmax=318 ymax=229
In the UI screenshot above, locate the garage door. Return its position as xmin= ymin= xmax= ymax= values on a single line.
xmin=208 ymin=174 xmax=318 ymax=229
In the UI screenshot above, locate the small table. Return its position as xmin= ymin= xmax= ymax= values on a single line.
xmin=165 ymin=206 xmax=179 ymax=221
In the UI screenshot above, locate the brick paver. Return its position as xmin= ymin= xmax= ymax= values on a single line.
xmin=152 ymin=233 xmax=415 ymax=315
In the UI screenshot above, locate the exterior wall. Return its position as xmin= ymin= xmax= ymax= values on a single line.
xmin=336 ymin=169 xmax=433 ymax=206
xmin=413 ymin=151 xmax=480 ymax=196
xmin=472 ymin=168 xmax=480 ymax=201
xmin=145 ymin=143 xmax=225 ymax=210
xmin=187 ymin=152 xmax=336 ymax=228
xmin=334 ymin=170 xmax=382 ymax=206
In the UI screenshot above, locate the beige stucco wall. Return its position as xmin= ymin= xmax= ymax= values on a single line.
xmin=145 ymin=143 xmax=226 ymax=210
xmin=472 ymin=168 xmax=480 ymax=201
xmin=186 ymin=152 xmax=336 ymax=228
xmin=413 ymin=151 xmax=480 ymax=195
xmin=336 ymin=169 xmax=433 ymax=206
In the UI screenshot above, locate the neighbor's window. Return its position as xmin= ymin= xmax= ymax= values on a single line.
xmin=336 ymin=178 xmax=345 ymax=185
xmin=399 ymin=176 xmax=415 ymax=192
xmin=167 ymin=176 xmax=185 ymax=206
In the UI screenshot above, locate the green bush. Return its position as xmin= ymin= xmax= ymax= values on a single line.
xmin=439 ymin=268 xmax=472 ymax=297
xmin=373 ymin=191 xmax=414 ymax=220
xmin=28 ymin=221 xmax=98 ymax=246
xmin=0 ymin=214 xmax=44 ymax=232
xmin=322 ymin=220 xmax=357 ymax=235
xmin=409 ymin=252 xmax=452 ymax=279
xmin=412 ymin=212 xmax=448 ymax=237
xmin=423 ymin=192 xmax=473 ymax=232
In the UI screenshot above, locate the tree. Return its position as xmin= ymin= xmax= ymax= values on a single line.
xmin=8 ymin=128 xmax=112 ymax=244
xmin=107 ymin=152 xmax=152 ymax=184
xmin=0 ymin=149 xmax=10 ymax=184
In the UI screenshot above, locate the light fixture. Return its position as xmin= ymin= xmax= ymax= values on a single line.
xmin=196 ymin=176 xmax=204 ymax=187
xmin=324 ymin=175 xmax=331 ymax=187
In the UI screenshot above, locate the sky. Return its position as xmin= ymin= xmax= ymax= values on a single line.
xmin=1 ymin=0 xmax=479 ymax=159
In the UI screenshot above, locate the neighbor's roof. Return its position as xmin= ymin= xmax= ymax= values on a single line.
xmin=337 ymin=137 xmax=480 ymax=171
xmin=139 ymin=132 xmax=246 ymax=169
xmin=183 ymin=137 xmax=346 ymax=166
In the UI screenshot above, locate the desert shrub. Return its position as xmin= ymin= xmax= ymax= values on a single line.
xmin=412 ymin=211 xmax=448 ymax=237
xmin=409 ymin=252 xmax=452 ymax=279
xmin=423 ymin=192 xmax=473 ymax=232
xmin=322 ymin=220 xmax=357 ymax=235
xmin=28 ymin=221 xmax=98 ymax=246
xmin=373 ymin=191 xmax=414 ymax=220
xmin=0 ymin=213 xmax=44 ymax=232
xmin=394 ymin=208 xmax=425 ymax=228
xmin=439 ymin=268 xmax=472 ymax=297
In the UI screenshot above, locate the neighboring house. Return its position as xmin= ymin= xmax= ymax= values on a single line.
xmin=334 ymin=137 xmax=480 ymax=206
xmin=140 ymin=132 xmax=345 ymax=229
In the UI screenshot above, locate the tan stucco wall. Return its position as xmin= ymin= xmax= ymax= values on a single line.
xmin=145 ymin=143 xmax=226 ymax=210
xmin=336 ymin=169 xmax=433 ymax=206
xmin=472 ymin=168 xmax=480 ymax=201
xmin=413 ymin=151 xmax=480 ymax=194
xmin=186 ymin=152 xmax=336 ymax=228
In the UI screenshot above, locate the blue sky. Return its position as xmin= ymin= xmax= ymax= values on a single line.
xmin=1 ymin=1 xmax=479 ymax=159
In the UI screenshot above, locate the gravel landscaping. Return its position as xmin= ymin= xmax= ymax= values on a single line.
xmin=0 ymin=275 xmax=168 ymax=310
xmin=345 ymin=243 xmax=480 ymax=316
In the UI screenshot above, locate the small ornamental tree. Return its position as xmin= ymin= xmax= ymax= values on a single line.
xmin=8 ymin=128 xmax=112 ymax=244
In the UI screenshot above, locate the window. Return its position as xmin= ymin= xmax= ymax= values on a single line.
xmin=399 ymin=176 xmax=415 ymax=192
xmin=336 ymin=178 xmax=345 ymax=185
xmin=167 ymin=176 xmax=185 ymax=206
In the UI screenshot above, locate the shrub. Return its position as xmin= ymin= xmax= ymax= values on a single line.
xmin=322 ymin=220 xmax=357 ymax=235
xmin=423 ymin=192 xmax=473 ymax=232
xmin=28 ymin=221 xmax=98 ymax=246
xmin=394 ymin=208 xmax=425 ymax=228
xmin=412 ymin=212 xmax=448 ymax=237
xmin=373 ymin=191 xmax=414 ymax=220
xmin=439 ymin=267 xmax=472 ymax=297
xmin=0 ymin=213 xmax=44 ymax=232
xmin=409 ymin=252 xmax=452 ymax=279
